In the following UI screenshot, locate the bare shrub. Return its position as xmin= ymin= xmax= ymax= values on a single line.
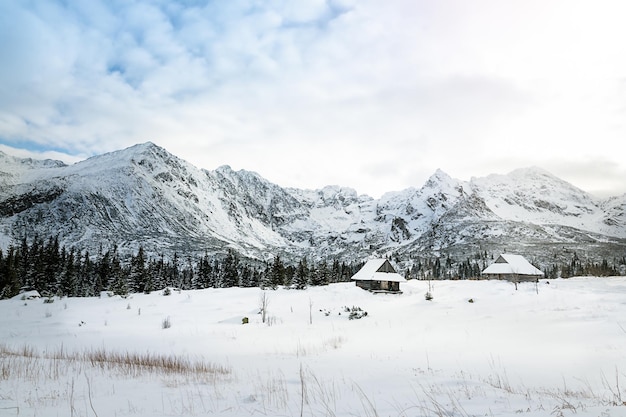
xmin=162 ymin=316 xmax=171 ymax=329
xmin=260 ymin=292 xmax=269 ymax=324
xmin=346 ymin=306 xmax=367 ymax=320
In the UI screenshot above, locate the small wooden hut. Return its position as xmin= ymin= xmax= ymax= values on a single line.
xmin=351 ymin=259 xmax=406 ymax=293
xmin=482 ymin=254 xmax=544 ymax=282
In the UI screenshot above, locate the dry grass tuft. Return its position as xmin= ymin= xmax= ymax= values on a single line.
xmin=0 ymin=343 xmax=230 ymax=381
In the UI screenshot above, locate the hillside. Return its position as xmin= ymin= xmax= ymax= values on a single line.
xmin=1 ymin=143 xmax=624 ymax=267
xmin=1 ymin=278 xmax=626 ymax=416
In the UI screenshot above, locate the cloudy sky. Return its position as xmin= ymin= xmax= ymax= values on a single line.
xmin=1 ymin=0 xmax=625 ymax=198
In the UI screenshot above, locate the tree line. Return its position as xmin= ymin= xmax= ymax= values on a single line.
xmin=1 ymin=237 xmax=624 ymax=299
xmin=0 ymin=236 xmax=362 ymax=299
xmin=403 ymin=251 xmax=625 ymax=280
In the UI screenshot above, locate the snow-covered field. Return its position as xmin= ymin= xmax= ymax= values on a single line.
xmin=1 ymin=278 xmax=626 ymax=416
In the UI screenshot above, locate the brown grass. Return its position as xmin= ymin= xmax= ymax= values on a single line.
xmin=0 ymin=343 xmax=230 ymax=380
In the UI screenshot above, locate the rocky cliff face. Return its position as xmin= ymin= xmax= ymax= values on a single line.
xmin=1 ymin=143 xmax=624 ymax=264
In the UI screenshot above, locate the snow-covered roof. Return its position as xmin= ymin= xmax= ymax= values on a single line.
xmin=482 ymin=254 xmax=544 ymax=276
xmin=351 ymin=259 xmax=406 ymax=282
xmin=12 ymin=290 xmax=41 ymax=300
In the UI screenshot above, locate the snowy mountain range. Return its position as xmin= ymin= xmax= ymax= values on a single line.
xmin=1 ymin=142 xmax=624 ymax=263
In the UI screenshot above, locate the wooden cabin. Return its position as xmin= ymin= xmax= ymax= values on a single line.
xmin=351 ymin=259 xmax=406 ymax=293
xmin=482 ymin=254 xmax=544 ymax=282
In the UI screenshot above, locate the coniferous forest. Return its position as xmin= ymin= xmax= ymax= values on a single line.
xmin=1 ymin=236 xmax=624 ymax=299
xmin=0 ymin=236 xmax=362 ymax=299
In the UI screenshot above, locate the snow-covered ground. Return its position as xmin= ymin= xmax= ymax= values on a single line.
xmin=1 ymin=278 xmax=626 ymax=416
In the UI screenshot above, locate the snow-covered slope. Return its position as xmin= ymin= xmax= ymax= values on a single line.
xmin=2 ymin=278 xmax=626 ymax=417
xmin=470 ymin=167 xmax=605 ymax=232
xmin=0 ymin=143 xmax=624 ymax=262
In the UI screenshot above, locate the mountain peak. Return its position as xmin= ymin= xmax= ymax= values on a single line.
xmin=505 ymin=166 xmax=590 ymax=196
xmin=423 ymin=168 xmax=462 ymax=194
xmin=0 ymin=150 xmax=67 ymax=170
xmin=508 ymin=166 xmax=556 ymax=180
xmin=1 ymin=143 xmax=624 ymax=263
xmin=128 ymin=141 xmax=158 ymax=150
xmin=432 ymin=168 xmax=452 ymax=180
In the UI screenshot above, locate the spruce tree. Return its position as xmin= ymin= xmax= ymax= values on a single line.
xmin=130 ymin=246 xmax=148 ymax=293
xmin=294 ymin=258 xmax=309 ymax=289
xmin=268 ymin=255 xmax=285 ymax=289
xmin=94 ymin=250 xmax=110 ymax=296
xmin=59 ymin=248 xmax=78 ymax=296
xmin=0 ymin=247 xmax=21 ymax=298
xmin=221 ymin=250 xmax=239 ymax=287
xmin=311 ymin=261 xmax=329 ymax=286
xmin=110 ymin=252 xmax=129 ymax=296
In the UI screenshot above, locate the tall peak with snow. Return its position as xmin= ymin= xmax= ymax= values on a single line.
xmin=0 ymin=143 xmax=624 ymax=262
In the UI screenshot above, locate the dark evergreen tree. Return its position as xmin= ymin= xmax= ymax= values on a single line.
xmin=169 ymin=252 xmax=180 ymax=288
xmin=0 ymin=247 xmax=21 ymax=298
xmin=43 ymin=236 xmax=62 ymax=294
xmin=59 ymin=248 xmax=78 ymax=296
xmin=79 ymin=251 xmax=95 ymax=296
xmin=196 ymin=253 xmax=215 ymax=288
xmin=130 ymin=246 xmax=148 ymax=293
xmin=330 ymin=259 xmax=341 ymax=283
xmin=151 ymin=254 xmax=167 ymax=290
xmin=181 ymin=256 xmax=195 ymax=289
xmin=110 ymin=251 xmax=129 ymax=296
xmin=221 ymin=250 xmax=240 ymax=287
xmin=432 ymin=257 xmax=441 ymax=279
xmin=268 ymin=255 xmax=285 ymax=289
xmin=239 ymin=264 xmax=256 ymax=287
xmin=94 ymin=249 xmax=111 ymax=296
xmin=311 ymin=261 xmax=329 ymax=286
xmin=294 ymin=258 xmax=309 ymax=289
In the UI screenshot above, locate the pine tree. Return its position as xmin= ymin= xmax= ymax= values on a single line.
xmin=196 ymin=253 xmax=215 ymax=288
xmin=268 ymin=255 xmax=285 ymax=289
xmin=43 ymin=236 xmax=62 ymax=295
xmin=311 ymin=261 xmax=329 ymax=286
xmin=59 ymin=248 xmax=78 ymax=296
xmin=181 ymin=256 xmax=195 ymax=289
xmin=94 ymin=249 xmax=111 ymax=296
xmin=110 ymin=252 xmax=129 ymax=296
xmin=78 ymin=251 xmax=95 ymax=296
xmin=221 ymin=250 xmax=240 ymax=287
xmin=294 ymin=258 xmax=309 ymax=289
xmin=328 ymin=259 xmax=337 ymax=283
xmin=151 ymin=254 xmax=167 ymax=290
xmin=0 ymin=247 xmax=21 ymax=298
xmin=130 ymin=246 xmax=149 ymax=293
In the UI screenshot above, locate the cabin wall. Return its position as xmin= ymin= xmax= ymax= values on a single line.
xmin=355 ymin=280 xmax=401 ymax=292
xmin=356 ymin=280 xmax=372 ymax=290
xmin=482 ymin=273 xmax=539 ymax=282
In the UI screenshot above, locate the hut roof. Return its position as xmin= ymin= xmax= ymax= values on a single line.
xmin=482 ymin=254 xmax=544 ymax=276
xmin=351 ymin=259 xmax=406 ymax=282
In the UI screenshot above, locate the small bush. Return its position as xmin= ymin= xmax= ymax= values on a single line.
xmin=347 ymin=306 xmax=368 ymax=320
xmin=163 ymin=288 xmax=172 ymax=296
xmin=162 ymin=316 xmax=172 ymax=329
xmin=425 ymin=292 xmax=433 ymax=301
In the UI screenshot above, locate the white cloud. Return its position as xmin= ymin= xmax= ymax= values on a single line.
xmin=1 ymin=0 xmax=626 ymax=198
